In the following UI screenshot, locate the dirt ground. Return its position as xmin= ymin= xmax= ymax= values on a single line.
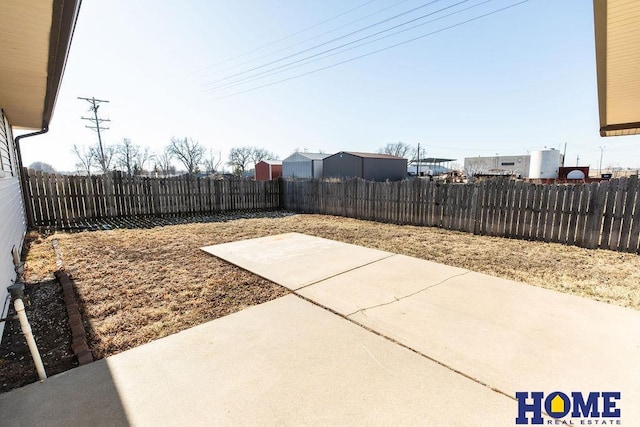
xmin=3 ymin=212 xmax=639 ymax=392
xmin=0 ymin=279 xmax=77 ymax=393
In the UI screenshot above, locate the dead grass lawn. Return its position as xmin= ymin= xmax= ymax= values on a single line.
xmin=24 ymin=213 xmax=640 ymax=359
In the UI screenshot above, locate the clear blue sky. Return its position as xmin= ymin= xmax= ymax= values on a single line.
xmin=18 ymin=0 xmax=640 ymax=172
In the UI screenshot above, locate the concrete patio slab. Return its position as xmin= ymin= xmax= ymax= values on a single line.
xmin=203 ymin=233 xmax=640 ymax=424
xmin=201 ymin=232 xmax=392 ymax=290
xmin=297 ymin=254 xmax=469 ymax=316
xmin=348 ymin=271 xmax=640 ymax=407
xmin=0 ymin=295 xmax=514 ymax=426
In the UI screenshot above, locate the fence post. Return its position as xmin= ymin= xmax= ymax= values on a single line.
xmin=278 ymin=177 xmax=285 ymax=210
xmin=618 ymin=175 xmax=638 ymax=251
xmin=21 ymin=167 xmax=35 ymax=228
xmin=600 ymin=178 xmax=618 ymax=248
xmin=469 ymin=182 xmax=480 ymax=234
xmin=584 ymin=181 xmax=608 ymax=249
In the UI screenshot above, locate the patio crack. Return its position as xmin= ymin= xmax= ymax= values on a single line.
xmin=293 ymin=253 xmax=396 ymax=292
xmin=345 ymin=271 xmax=471 ymax=317
xmin=293 ymin=289 xmax=516 ymax=405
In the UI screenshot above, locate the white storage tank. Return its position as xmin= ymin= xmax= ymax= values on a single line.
xmin=529 ymin=149 xmax=562 ymax=179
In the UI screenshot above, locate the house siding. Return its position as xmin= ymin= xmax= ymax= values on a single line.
xmin=0 ymin=109 xmax=26 ymax=339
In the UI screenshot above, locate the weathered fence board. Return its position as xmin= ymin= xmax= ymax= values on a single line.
xmin=617 ymin=177 xmax=636 ymax=251
xmin=22 ymin=170 xmax=640 ymax=253
xmin=23 ymin=169 xmax=281 ymax=227
xmin=281 ymin=177 xmax=640 ymax=253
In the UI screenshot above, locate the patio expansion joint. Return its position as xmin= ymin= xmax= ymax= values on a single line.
xmin=293 ymin=253 xmax=397 ymax=292
xmin=345 ymin=270 xmax=471 ymax=317
xmin=292 ymin=289 xmax=516 ymax=405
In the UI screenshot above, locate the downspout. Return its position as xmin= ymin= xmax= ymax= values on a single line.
xmin=14 ymin=127 xmax=49 ymax=228
xmin=8 ymin=130 xmax=50 ymax=380
xmin=8 ymin=283 xmax=47 ymax=380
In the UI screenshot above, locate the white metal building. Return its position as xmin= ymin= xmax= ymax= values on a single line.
xmin=282 ymin=152 xmax=330 ymax=179
xmin=0 ymin=0 xmax=81 ymax=337
xmin=464 ymin=149 xmax=564 ymax=180
xmin=464 ymin=154 xmax=531 ymax=178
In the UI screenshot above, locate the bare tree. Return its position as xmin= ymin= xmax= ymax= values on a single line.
xmin=250 ymin=147 xmax=277 ymax=165
xmin=168 ymin=137 xmax=204 ymax=174
xmin=154 ymin=147 xmax=175 ymax=176
xmin=115 ymin=138 xmax=138 ymax=175
xmin=378 ymin=142 xmax=415 ymax=159
xmin=28 ymin=161 xmax=56 ymax=173
xmin=115 ymin=138 xmax=152 ymax=175
xmin=227 ymin=147 xmax=253 ymax=176
xmin=90 ymin=143 xmax=115 ymax=174
xmin=463 ymin=165 xmax=486 ymax=181
xmin=203 ymin=149 xmax=223 ymax=174
xmin=135 ymin=146 xmax=151 ymax=174
xmin=227 ymin=146 xmax=277 ymax=176
xmin=72 ymin=144 xmax=94 ymax=175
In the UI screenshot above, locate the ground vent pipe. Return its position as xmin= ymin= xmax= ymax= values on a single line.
xmin=8 ymin=283 xmax=47 ymax=380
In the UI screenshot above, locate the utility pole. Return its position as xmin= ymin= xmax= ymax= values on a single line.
xmin=562 ymin=142 xmax=567 ymax=167
xmin=78 ymin=97 xmax=110 ymax=173
xmin=416 ymin=143 xmax=420 ymax=176
xmin=576 ymin=155 xmax=580 ymax=166
xmin=599 ymin=146 xmax=605 ymax=176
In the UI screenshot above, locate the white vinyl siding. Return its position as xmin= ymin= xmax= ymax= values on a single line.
xmin=0 ymin=109 xmax=16 ymax=176
xmin=0 ymin=108 xmax=26 ymax=338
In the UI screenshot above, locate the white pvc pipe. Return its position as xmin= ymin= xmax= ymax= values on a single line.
xmin=14 ymin=298 xmax=47 ymax=380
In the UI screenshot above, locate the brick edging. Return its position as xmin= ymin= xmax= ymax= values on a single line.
xmin=54 ymin=270 xmax=93 ymax=365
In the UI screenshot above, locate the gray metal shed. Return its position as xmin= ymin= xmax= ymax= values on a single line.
xmin=323 ymin=152 xmax=407 ymax=181
xmin=282 ymin=152 xmax=330 ymax=178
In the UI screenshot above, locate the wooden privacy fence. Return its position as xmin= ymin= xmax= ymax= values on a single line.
xmin=282 ymin=176 xmax=640 ymax=253
xmin=20 ymin=169 xmax=640 ymax=253
xmin=23 ymin=169 xmax=281 ymax=227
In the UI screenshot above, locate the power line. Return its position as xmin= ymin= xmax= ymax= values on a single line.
xmin=202 ymin=0 xmax=445 ymax=89
xmin=207 ymin=0 xmax=490 ymax=94
xmin=207 ymin=0 xmax=476 ymax=93
xmin=206 ymin=0 xmax=414 ymax=78
xmin=211 ymin=1 xmax=529 ymax=100
xmin=200 ymin=0 xmax=378 ymax=71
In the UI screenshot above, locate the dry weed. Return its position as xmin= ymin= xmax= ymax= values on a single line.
xmin=22 ymin=214 xmax=640 ymax=359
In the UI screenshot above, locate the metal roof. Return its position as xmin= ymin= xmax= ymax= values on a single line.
xmin=0 ymin=0 xmax=81 ymax=129
xmin=283 ymin=152 xmax=331 ymax=161
xmin=594 ymin=0 xmax=640 ymax=136
xmin=258 ymin=160 xmax=282 ymax=165
xmin=341 ymin=151 xmax=405 ymax=159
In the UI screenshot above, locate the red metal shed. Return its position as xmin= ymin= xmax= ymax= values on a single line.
xmin=255 ymin=160 xmax=282 ymax=181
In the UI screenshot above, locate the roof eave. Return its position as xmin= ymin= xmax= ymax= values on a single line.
xmin=593 ymin=0 xmax=640 ymax=138
xmin=41 ymin=0 xmax=82 ymax=129
xmin=600 ymin=122 xmax=640 ymax=137
xmin=593 ymin=0 xmax=607 ymax=137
